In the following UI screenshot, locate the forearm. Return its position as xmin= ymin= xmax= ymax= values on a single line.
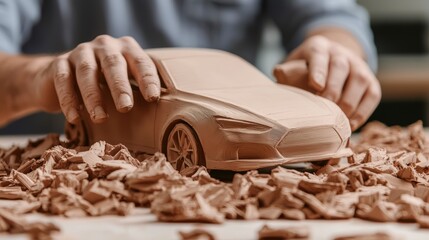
xmin=0 ymin=52 xmax=53 ymax=126
xmin=307 ymin=27 xmax=366 ymax=60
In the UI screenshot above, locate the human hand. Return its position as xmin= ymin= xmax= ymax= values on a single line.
xmin=273 ymin=36 xmax=381 ymax=131
xmin=34 ymin=35 xmax=160 ymax=124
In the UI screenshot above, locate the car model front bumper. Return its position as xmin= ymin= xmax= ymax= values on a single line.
xmin=206 ymin=147 xmax=353 ymax=171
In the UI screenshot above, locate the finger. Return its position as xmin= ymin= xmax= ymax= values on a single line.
xmin=349 ymin=83 xmax=381 ymax=131
xmin=53 ymin=58 xmax=80 ymax=123
xmin=320 ymin=56 xmax=350 ymax=102
xmin=95 ymin=47 xmax=133 ymax=113
xmin=121 ymin=37 xmax=160 ymax=102
xmin=307 ymin=47 xmax=330 ymax=92
xmin=273 ymin=60 xmax=314 ymax=93
xmin=70 ymin=44 xmax=107 ymax=123
xmin=288 ymin=37 xmax=330 ymax=92
xmin=337 ymin=69 xmax=370 ymax=118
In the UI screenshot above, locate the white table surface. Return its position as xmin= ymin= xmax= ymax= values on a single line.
xmin=0 ymin=135 xmax=428 ymax=240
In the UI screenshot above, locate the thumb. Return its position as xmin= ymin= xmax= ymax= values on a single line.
xmin=273 ymin=60 xmax=314 ymax=93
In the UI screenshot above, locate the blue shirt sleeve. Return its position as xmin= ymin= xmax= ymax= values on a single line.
xmin=267 ymin=0 xmax=378 ymax=72
xmin=0 ymin=0 xmax=42 ymax=53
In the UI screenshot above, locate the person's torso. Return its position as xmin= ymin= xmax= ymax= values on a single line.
xmin=23 ymin=0 xmax=267 ymax=63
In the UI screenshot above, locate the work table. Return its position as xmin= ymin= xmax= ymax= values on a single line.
xmin=0 ymin=135 xmax=428 ymax=240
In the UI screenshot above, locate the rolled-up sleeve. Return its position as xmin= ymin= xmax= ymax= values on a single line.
xmin=0 ymin=0 xmax=42 ymax=53
xmin=267 ymin=0 xmax=377 ymax=71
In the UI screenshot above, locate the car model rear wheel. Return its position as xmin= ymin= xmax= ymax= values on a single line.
xmin=166 ymin=123 xmax=205 ymax=171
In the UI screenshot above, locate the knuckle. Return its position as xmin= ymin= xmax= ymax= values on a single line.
xmin=368 ymin=85 xmax=382 ymax=102
xmin=102 ymin=54 xmax=124 ymax=67
xmin=120 ymin=36 xmax=137 ymax=44
xmin=133 ymin=56 xmax=151 ymax=65
xmin=52 ymin=58 xmax=71 ymax=84
xmin=54 ymin=71 xmax=71 ymax=85
xmin=94 ymin=34 xmax=112 ymax=44
xmin=110 ymin=75 xmax=128 ymax=90
xmin=353 ymin=71 xmax=369 ymax=85
xmin=140 ymin=72 xmax=156 ymax=82
xmin=309 ymin=36 xmax=328 ymax=47
xmin=331 ymin=57 xmax=348 ymax=70
xmin=308 ymin=44 xmax=324 ymax=55
xmin=82 ymin=87 xmax=101 ymax=104
xmin=329 ymin=45 xmax=344 ymax=55
xmin=75 ymin=42 xmax=91 ymax=51
xmin=59 ymin=93 xmax=77 ymax=109
xmin=77 ymin=61 xmax=97 ymax=73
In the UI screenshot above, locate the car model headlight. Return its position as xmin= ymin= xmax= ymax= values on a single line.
xmin=214 ymin=116 xmax=271 ymax=134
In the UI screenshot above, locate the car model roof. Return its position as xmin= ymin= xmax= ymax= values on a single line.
xmin=146 ymin=48 xmax=235 ymax=61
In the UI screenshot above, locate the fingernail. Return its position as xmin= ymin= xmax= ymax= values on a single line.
xmin=91 ymin=106 xmax=108 ymax=121
xmin=118 ymin=93 xmax=133 ymax=111
xmin=67 ymin=108 xmax=80 ymax=123
xmin=145 ymin=84 xmax=160 ymax=101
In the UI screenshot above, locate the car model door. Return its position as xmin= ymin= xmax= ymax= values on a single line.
xmin=83 ymin=80 xmax=158 ymax=154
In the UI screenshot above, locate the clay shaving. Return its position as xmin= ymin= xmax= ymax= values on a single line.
xmin=1 ymin=121 xmax=429 ymax=238
xmin=179 ymin=228 xmax=216 ymax=240
xmin=332 ymin=232 xmax=394 ymax=240
xmin=258 ymin=224 xmax=309 ymax=239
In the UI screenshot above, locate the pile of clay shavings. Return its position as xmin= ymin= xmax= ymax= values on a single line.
xmin=0 ymin=121 xmax=429 ymax=239
xmin=180 ymin=225 xmax=395 ymax=240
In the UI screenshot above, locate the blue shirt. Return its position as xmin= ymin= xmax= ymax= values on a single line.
xmin=0 ymin=0 xmax=377 ymax=70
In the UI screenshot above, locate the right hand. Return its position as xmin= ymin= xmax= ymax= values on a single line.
xmin=35 ymin=35 xmax=161 ymax=124
xmin=273 ymin=36 xmax=381 ymax=131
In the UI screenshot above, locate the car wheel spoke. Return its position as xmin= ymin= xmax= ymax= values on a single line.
xmin=183 ymin=137 xmax=191 ymax=151
xmin=186 ymin=148 xmax=193 ymax=153
xmin=171 ymin=155 xmax=181 ymax=164
xmin=176 ymin=156 xmax=185 ymax=169
xmin=175 ymin=131 xmax=182 ymax=148
xmin=183 ymin=156 xmax=194 ymax=167
xmin=179 ymin=130 xmax=186 ymax=147
xmin=167 ymin=123 xmax=202 ymax=170
xmin=169 ymin=145 xmax=180 ymax=153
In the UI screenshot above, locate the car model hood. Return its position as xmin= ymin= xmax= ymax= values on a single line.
xmin=191 ymin=84 xmax=338 ymax=128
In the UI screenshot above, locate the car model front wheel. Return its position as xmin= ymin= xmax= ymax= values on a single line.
xmin=165 ymin=123 xmax=205 ymax=171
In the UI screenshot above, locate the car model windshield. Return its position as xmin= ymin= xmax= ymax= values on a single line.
xmin=161 ymin=54 xmax=273 ymax=91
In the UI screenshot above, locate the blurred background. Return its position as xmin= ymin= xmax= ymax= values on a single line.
xmin=1 ymin=0 xmax=429 ymax=135
xmin=359 ymin=0 xmax=429 ymax=127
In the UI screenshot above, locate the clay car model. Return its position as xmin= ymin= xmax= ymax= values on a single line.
xmin=68 ymin=48 xmax=352 ymax=171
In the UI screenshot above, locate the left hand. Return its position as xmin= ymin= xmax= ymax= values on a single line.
xmin=273 ymin=35 xmax=381 ymax=131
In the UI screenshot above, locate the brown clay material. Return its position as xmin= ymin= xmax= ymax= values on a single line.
xmin=0 ymin=208 xmax=59 ymax=238
xmin=333 ymin=232 xmax=394 ymax=240
xmin=68 ymin=48 xmax=353 ymax=172
xmin=258 ymin=224 xmax=309 ymax=239
xmin=1 ymin=121 xmax=429 ymax=237
xmin=179 ymin=228 xmax=216 ymax=240
xmin=417 ymin=215 xmax=429 ymax=228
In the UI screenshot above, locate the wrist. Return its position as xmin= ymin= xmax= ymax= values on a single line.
xmin=0 ymin=54 xmax=54 ymax=124
xmin=26 ymin=56 xmax=56 ymax=112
